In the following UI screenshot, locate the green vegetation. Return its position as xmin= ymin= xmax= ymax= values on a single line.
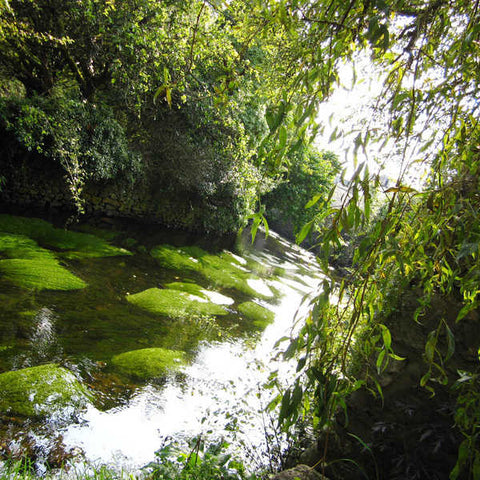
xmin=0 ymin=230 xmax=87 ymax=290
xmin=0 ymin=439 xmax=261 ymax=479
xmin=126 ymin=288 xmax=228 ymax=318
xmin=263 ymin=148 xmax=340 ymax=242
xmin=151 ymin=244 xmax=271 ymax=298
xmin=165 ymin=282 xmax=234 ymax=305
xmin=0 ymin=215 xmax=130 ymax=259
xmin=0 ymin=258 xmax=86 ymax=290
xmin=111 ymin=347 xmax=185 ymax=381
xmin=0 ymin=364 xmax=90 ymax=417
xmin=0 ymin=0 xmax=478 ymax=478
xmin=237 ymin=301 xmax=275 ymax=329
xmin=150 ymin=245 xmax=201 ymax=274
xmin=0 ymin=0 xmax=339 ymax=233
xmin=0 ymin=232 xmax=56 ymax=260
xmin=0 ymin=214 xmax=134 ymax=290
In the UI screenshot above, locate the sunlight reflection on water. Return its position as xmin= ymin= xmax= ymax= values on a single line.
xmin=62 ymin=233 xmax=323 ymax=470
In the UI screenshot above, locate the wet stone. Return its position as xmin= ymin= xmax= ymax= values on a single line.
xmin=111 ymin=347 xmax=186 ymax=380
xmin=126 ymin=287 xmax=229 ymax=318
xmin=0 ymin=364 xmax=91 ymax=418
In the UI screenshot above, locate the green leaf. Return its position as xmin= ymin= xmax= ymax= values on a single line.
xmin=456 ymin=302 xmax=475 ymax=322
xmin=380 ymin=324 xmax=391 ymax=350
xmin=376 ymin=348 xmax=386 ymax=374
xmin=425 ymin=331 xmax=437 ymax=363
xmin=305 ymin=194 xmax=322 ymax=209
xmin=384 ymin=185 xmax=417 ymax=194
xmin=278 ymin=388 xmax=291 ymax=425
xmin=296 ymin=219 xmax=313 ymax=244
xmin=278 ymin=126 xmax=287 ymax=150
xmin=420 ymin=370 xmax=431 ymax=387
xmin=444 ymin=322 xmax=455 ymax=362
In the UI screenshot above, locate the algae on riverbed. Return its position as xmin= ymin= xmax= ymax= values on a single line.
xmin=151 ymin=244 xmax=273 ymax=299
xmin=0 ymin=215 xmax=133 ymax=290
xmin=111 ymin=347 xmax=186 ymax=380
xmin=0 ymin=214 xmax=130 ymax=259
xmin=0 ymin=232 xmax=87 ymax=290
xmin=237 ymin=301 xmax=275 ymax=329
xmin=0 ymin=363 xmax=91 ymax=417
xmin=0 ymin=233 xmax=56 ymax=260
xmin=126 ymin=288 xmax=229 ymax=318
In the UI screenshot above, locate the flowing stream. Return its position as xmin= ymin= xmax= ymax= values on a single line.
xmin=0 ymin=215 xmax=323 ymax=475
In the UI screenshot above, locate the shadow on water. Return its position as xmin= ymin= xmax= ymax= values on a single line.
xmin=0 ymin=214 xmax=323 ymax=473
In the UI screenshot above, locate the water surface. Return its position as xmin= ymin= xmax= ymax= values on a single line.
xmin=0 ymin=219 xmax=322 ymax=473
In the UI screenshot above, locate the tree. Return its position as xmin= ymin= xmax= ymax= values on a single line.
xmin=237 ymin=1 xmax=480 ymax=479
xmin=263 ymin=147 xmax=340 ymax=242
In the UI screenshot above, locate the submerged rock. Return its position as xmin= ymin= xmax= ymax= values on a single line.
xmin=0 ymin=364 xmax=91 ymax=417
xmin=165 ymin=282 xmax=234 ymax=305
xmin=126 ymin=288 xmax=228 ymax=318
xmin=0 ymin=214 xmax=130 ymax=259
xmin=237 ymin=301 xmax=275 ymax=328
xmin=150 ymin=245 xmax=201 ymax=273
xmin=151 ymin=244 xmax=273 ymax=299
xmin=0 ymin=232 xmax=56 ymax=260
xmin=0 ymin=258 xmax=87 ymax=290
xmin=111 ymin=347 xmax=185 ymax=380
xmin=0 ymin=232 xmax=87 ymax=290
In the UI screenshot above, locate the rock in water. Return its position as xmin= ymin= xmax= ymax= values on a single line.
xmin=111 ymin=347 xmax=186 ymax=380
xmin=0 ymin=364 xmax=91 ymax=417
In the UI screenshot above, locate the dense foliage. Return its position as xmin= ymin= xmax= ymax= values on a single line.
xmin=1 ymin=0 xmax=479 ymax=478
xmin=263 ymin=147 xmax=340 ymax=242
xmin=0 ymin=0 xmax=338 ymax=232
xmin=244 ymin=1 xmax=480 ymax=479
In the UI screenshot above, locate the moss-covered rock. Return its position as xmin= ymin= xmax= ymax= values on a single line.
xmin=164 ymin=282 xmax=234 ymax=305
xmin=0 ymin=232 xmax=86 ymax=290
xmin=164 ymin=281 xmax=208 ymax=297
xmin=0 ymin=233 xmax=56 ymax=260
xmin=0 ymin=258 xmax=87 ymax=290
xmin=238 ymin=301 xmax=275 ymax=329
xmin=151 ymin=244 xmax=273 ymax=299
xmin=0 ymin=214 xmax=130 ymax=259
xmin=150 ymin=245 xmax=201 ymax=273
xmin=126 ymin=288 xmax=228 ymax=318
xmin=0 ymin=364 xmax=91 ymax=417
xmin=111 ymin=347 xmax=185 ymax=380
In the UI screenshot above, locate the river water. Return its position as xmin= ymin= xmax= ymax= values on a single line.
xmin=0 ymin=216 xmax=323 ymax=475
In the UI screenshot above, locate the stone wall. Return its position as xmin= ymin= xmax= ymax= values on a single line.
xmin=0 ymin=145 xmax=234 ymax=234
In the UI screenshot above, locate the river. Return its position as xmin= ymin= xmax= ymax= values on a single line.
xmin=0 ymin=214 xmax=323 ymax=476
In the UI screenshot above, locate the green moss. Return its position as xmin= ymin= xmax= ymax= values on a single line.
xmin=111 ymin=347 xmax=185 ymax=380
xmin=237 ymin=301 xmax=275 ymax=329
xmin=0 ymin=233 xmax=56 ymax=260
xmin=151 ymin=244 xmax=271 ymax=298
xmin=165 ymin=281 xmax=234 ymax=305
xmin=150 ymin=245 xmax=202 ymax=273
xmin=0 ymin=364 xmax=91 ymax=417
xmin=0 ymin=258 xmax=87 ymax=290
xmin=0 ymin=232 xmax=86 ymax=290
xmin=126 ymin=288 xmax=228 ymax=318
xmin=164 ymin=281 xmax=208 ymax=297
xmin=0 ymin=214 xmax=130 ymax=259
